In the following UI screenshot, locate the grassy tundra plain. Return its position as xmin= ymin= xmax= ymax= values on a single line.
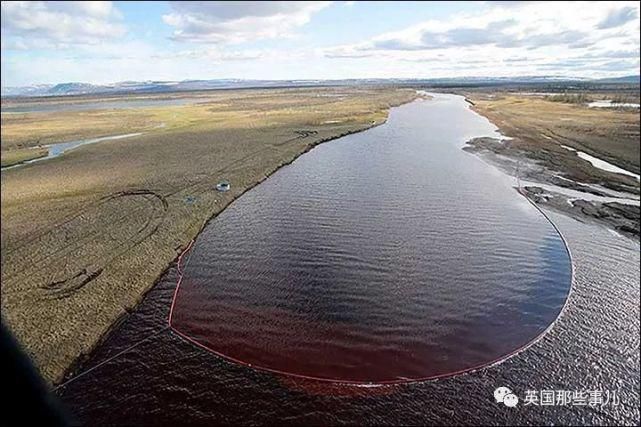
xmin=1 ymin=146 xmax=48 ymax=167
xmin=463 ymin=90 xmax=640 ymax=237
xmin=1 ymin=87 xmax=417 ymax=383
xmin=467 ymin=93 xmax=640 ymax=194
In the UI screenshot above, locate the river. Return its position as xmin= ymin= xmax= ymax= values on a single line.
xmin=55 ymin=94 xmax=639 ymax=424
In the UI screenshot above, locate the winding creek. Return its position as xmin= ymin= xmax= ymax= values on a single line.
xmin=55 ymin=94 xmax=639 ymax=424
xmin=1 ymin=133 xmax=142 ymax=171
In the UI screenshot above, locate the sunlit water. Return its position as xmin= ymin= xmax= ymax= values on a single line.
xmin=170 ymin=94 xmax=572 ymax=382
xmin=55 ymin=94 xmax=639 ymax=425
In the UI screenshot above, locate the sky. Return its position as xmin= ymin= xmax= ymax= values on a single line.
xmin=1 ymin=1 xmax=639 ymax=87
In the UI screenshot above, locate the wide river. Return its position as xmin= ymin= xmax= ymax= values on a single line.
xmin=56 ymin=94 xmax=639 ymax=424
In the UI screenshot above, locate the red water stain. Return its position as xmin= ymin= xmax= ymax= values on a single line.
xmin=168 ymin=231 xmax=572 ymax=387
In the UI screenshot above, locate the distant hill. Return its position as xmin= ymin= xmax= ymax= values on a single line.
xmin=47 ymin=82 xmax=106 ymax=95
xmin=1 ymin=79 xmax=328 ymax=98
xmin=593 ymin=75 xmax=640 ymax=84
xmin=2 ymin=75 xmax=639 ymax=98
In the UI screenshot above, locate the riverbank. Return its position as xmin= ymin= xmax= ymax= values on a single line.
xmin=163 ymin=93 xmax=572 ymax=384
xmin=522 ymin=186 xmax=639 ymax=238
xmin=468 ymin=94 xmax=639 ymax=193
xmin=462 ymin=92 xmax=640 ymax=239
xmin=57 ymin=206 xmax=640 ymax=425
xmin=1 ymin=87 xmax=418 ymax=384
xmin=54 ymin=94 xmax=638 ymax=425
xmin=1 ymin=146 xmax=48 ymax=167
xmin=463 ymin=136 xmax=640 ymax=239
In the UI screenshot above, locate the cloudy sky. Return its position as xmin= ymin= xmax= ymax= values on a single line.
xmin=1 ymin=1 xmax=639 ymax=86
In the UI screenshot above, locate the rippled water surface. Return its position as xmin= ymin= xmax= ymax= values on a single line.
xmin=170 ymin=94 xmax=571 ymax=382
xmin=55 ymin=94 xmax=639 ymax=425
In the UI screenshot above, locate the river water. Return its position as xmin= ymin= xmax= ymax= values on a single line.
xmin=55 ymin=94 xmax=639 ymax=424
xmin=169 ymin=94 xmax=571 ymax=382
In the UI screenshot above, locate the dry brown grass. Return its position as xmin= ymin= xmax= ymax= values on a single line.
xmin=469 ymin=94 xmax=640 ymax=192
xmin=1 ymin=147 xmax=48 ymax=167
xmin=1 ymin=88 xmax=406 ymax=149
xmin=0 ymin=87 xmax=417 ymax=384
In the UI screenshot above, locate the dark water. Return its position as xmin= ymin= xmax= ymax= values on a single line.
xmin=55 ymin=95 xmax=640 ymax=425
xmin=170 ymin=94 xmax=571 ymax=382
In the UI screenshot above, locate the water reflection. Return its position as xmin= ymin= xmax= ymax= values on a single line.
xmin=171 ymin=94 xmax=573 ymax=382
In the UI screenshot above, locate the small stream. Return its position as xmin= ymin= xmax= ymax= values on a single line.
xmin=1 ymin=133 xmax=142 ymax=171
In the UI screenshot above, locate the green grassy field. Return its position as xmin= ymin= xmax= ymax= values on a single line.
xmin=1 ymin=87 xmax=418 ymax=383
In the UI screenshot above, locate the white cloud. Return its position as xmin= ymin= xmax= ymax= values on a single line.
xmin=1 ymin=1 xmax=125 ymax=48
xmin=2 ymin=1 xmax=639 ymax=86
xmin=162 ymin=1 xmax=332 ymax=44
xmin=323 ymin=1 xmax=640 ymax=77
xmin=152 ymin=47 xmax=265 ymax=62
xmin=597 ymin=5 xmax=639 ymax=29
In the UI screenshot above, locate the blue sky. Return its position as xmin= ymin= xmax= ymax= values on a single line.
xmin=1 ymin=1 xmax=639 ymax=86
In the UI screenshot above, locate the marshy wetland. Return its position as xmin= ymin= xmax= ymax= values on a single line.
xmin=50 ymin=91 xmax=638 ymax=426
xmin=1 ymin=87 xmax=418 ymax=383
xmin=464 ymin=92 xmax=640 ymax=238
xmin=167 ymin=94 xmax=573 ymax=383
xmin=1 ymin=86 xmax=639 ymax=425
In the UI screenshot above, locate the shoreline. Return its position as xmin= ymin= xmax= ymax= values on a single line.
xmin=59 ymin=93 xmax=575 ymax=389
xmin=521 ymin=186 xmax=639 ymax=240
xmin=0 ymin=147 xmax=49 ymax=168
xmin=463 ymin=137 xmax=640 ymax=240
xmin=43 ymin=89 xmax=635 ymax=388
xmin=164 ymin=93 xmax=575 ymax=386
xmin=163 ymin=186 xmax=576 ymax=386
xmin=1 ymin=132 xmax=144 ymax=171
xmin=53 ymin=95 xmax=417 ymax=387
xmin=467 ymin=97 xmax=640 ymax=196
